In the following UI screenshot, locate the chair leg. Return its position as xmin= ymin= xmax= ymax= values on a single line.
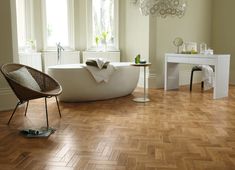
xmin=45 ymin=97 xmax=49 ymax=130
xmin=24 ymin=101 xmax=29 ymax=116
xmin=201 ymin=81 xmax=204 ymax=90
xmin=8 ymin=102 xmax=21 ymax=125
xmin=190 ymin=70 xmax=194 ymax=92
xmin=55 ymin=96 xmax=62 ymax=118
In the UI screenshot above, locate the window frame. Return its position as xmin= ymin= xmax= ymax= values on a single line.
xmin=41 ymin=0 xmax=75 ymax=51
xmin=86 ymin=0 xmax=119 ymax=51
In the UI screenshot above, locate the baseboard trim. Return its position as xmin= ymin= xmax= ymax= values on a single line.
xmin=0 ymin=88 xmax=18 ymax=111
xmin=147 ymin=70 xmax=203 ymax=88
xmin=148 ymin=73 xmax=163 ymax=88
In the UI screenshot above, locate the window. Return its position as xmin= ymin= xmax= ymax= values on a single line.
xmin=16 ymin=0 xmax=26 ymax=48
xmin=42 ymin=0 xmax=74 ymax=50
xmin=16 ymin=0 xmax=33 ymax=50
xmin=87 ymin=0 xmax=119 ymax=51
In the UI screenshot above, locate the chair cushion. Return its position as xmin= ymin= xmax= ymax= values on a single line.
xmin=8 ymin=67 xmax=41 ymax=91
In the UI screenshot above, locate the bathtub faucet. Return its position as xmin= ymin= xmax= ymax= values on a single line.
xmin=56 ymin=42 xmax=64 ymax=64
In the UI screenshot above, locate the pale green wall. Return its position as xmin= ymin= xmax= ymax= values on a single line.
xmin=152 ymin=0 xmax=212 ymax=87
xmin=121 ymin=1 xmax=149 ymax=62
xmin=212 ymin=0 xmax=235 ymax=84
xmin=0 ymin=0 xmax=14 ymax=88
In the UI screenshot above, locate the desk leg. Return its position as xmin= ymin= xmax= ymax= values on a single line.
xmin=164 ymin=62 xmax=179 ymax=90
xmin=213 ymin=57 xmax=230 ymax=99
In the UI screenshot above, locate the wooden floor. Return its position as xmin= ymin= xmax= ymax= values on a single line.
xmin=0 ymin=85 xmax=235 ymax=170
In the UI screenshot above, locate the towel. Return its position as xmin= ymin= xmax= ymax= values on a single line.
xmin=200 ymin=65 xmax=215 ymax=90
xmin=86 ymin=58 xmax=110 ymax=69
xmin=86 ymin=63 xmax=116 ymax=83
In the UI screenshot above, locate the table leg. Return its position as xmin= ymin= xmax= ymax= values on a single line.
xmin=133 ymin=66 xmax=150 ymax=103
xmin=213 ymin=57 xmax=230 ymax=99
xmin=164 ymin=62 xmax=179 ymax=90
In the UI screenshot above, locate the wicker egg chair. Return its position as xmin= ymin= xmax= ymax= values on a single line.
xmin=1 ymin=63 xmax=62 ymax=129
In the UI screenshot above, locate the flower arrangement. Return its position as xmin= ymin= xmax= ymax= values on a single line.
xmin=95 ymin=31 xmax=109 ymax=51
xmin=95 ymin=36 xmax=100 ymax=48
xmin=25 ymin=39 xmax=37 ymax=52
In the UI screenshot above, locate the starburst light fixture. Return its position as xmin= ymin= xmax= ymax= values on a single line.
xmin=132 ymin=0 xmax=187 ymax=18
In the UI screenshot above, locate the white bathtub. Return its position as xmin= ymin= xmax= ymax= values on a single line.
xmin=48 ymin=62 xmax=140 ymax=102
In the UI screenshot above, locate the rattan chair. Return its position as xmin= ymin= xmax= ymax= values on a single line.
xmin=0 ymin=63 xmax=62 ymax=129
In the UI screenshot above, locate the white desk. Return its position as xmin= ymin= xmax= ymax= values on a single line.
xmin=164 ymin=53 xmax=230 ymax=99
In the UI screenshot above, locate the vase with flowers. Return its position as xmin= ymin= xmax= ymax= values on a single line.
xmin=101 ymin=31 xmax=108 ymax=51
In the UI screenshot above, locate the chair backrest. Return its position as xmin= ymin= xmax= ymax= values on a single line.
xmin=1 ymin=63 xmax=62 ymax=101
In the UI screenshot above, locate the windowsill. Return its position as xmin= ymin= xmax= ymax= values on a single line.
xmin=19 ymin=51 xmax=41 ymax=54
xmin=85 ymin=50 xmax=120 ymax=52
xmin=41 ymin=46 xmax=77 ymax=52
xmin=18 ymin=51 xmax=41 ymax=55
xmin=41 ymin=49 xmax=79 ymax=52
xmin=86 ymin=47 xmax=120 ymax=52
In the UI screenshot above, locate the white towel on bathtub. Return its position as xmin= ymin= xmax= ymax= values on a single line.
xmin=96 ymin=58 xmax=108 ymax=69
xmin=86 ymin=64 xmax=116 ymax=83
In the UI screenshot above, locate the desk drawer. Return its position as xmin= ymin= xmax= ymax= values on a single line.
xmin=167 ymin=56 xmax=188 ymax=63
xmin=188 ymin=58 xmax=216 ymax=65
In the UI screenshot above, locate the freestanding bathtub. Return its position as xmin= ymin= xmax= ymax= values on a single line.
xmin=48 ymin=62 xmax=140 ymax=102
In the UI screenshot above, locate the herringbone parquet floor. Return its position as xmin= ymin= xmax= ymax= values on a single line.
xmin=0 ymin=85 xmax=235 ymax=170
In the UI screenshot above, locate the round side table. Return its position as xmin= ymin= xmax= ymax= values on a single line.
xmin=131 ymin=63 xmax=151 ymax=103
